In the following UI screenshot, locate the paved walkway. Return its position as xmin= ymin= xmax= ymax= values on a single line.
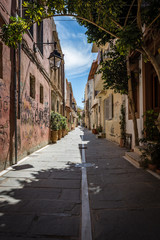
xmin=84 ymin=129 xmax=160 ymax=240
xmin=0 ymin=128 xmax=83 ymax=240
xmin=0 ymin=127 xmax=160 ymax=240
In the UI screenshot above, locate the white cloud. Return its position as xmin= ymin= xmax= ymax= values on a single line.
xmin=55 ymin=20 xmax=96 ymax=78
xmin=63 ymin=45 xmax=92 ymax=70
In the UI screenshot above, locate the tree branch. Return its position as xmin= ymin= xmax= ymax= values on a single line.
xmin=124 ymin=0 xmax=136 ymax=27
xmin=53 ymin=14 xmax=118 ymax=38
xmin=107 ymin=16 xmax=123 ymax=29
xmin=137 ymin=0 xmax=142 ymax=31
xmin=144 ymin=12 xmax=160 ymax=34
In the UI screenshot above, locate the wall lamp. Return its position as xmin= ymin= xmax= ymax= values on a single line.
xmin=33 ymin=41 xmax=63 ymax=70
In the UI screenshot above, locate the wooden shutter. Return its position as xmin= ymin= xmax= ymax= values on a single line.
xmin=104 ymin=98 xmax=109 ymax=120
xmin=109 ymin=94 xmax=113 ymax=120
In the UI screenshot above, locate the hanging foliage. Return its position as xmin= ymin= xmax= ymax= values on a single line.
xmin=98 ymin=44 xmax=128 ymax=95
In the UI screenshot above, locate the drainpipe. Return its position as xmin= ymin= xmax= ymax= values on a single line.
xmin=18 ymin=0 xmax=22 ymax=119
xmin=62 ymin=55 xmax=65 ymax=116
xmin=14 ymin=49 xmax=17 ymax=164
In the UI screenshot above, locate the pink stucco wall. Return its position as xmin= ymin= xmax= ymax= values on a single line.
xmin=0 ymin=1 xmax=57 ymax=170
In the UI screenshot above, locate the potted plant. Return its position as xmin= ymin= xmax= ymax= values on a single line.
xmin=57 ymin=113 xmax=62 ymax=140
xmin=97 ymin=125 xmax=103 ymax=134
xmin=140 ymin=110 xmax=160 ymax=171
xmin=92 ymin=124 xmax=97 ymax=134
xmin=50 ymin=111 xmax=59 ymax=143
xmin=140 ymin=139 xmax=160 ymax=171
xmin=61 ymin=116 xmax=67 ymax=137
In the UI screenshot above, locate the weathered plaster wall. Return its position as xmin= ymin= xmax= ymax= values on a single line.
xmin=0 ymin=2 xmax=57 ymax=170
xmin=105 ymin=92 xmax=123 ymax=144
xmin=0 ymin=45 xmax=12 ymax=169
xmin=0 ymin=0 xmax=15 ymax=169
xmin=98 ymin=90 xmax=123 ymax=144
xmin=19 ymin=57 xmax=50 ymax=158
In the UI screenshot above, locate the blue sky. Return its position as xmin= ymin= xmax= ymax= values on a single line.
xmin=54 ymin=16 xmax=97 ymax=108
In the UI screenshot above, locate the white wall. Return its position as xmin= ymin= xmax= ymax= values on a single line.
xmin=126 ymin=55 xmax=144 ymax=148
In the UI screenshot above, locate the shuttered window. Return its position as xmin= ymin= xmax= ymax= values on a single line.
xmin=109 ymin=94 xmax=113 ymax=120
xmin=104 ymin=94 xmax=113 ymax=120
xmin=40 ymin=84 xmax=43 ymax=104
xmin=30 ymin=75 xmax=35 ymax=99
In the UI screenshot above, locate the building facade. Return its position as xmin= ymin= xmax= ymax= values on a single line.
xmin=0 ymin=0 xmax=65 ymax=170
xmin=85 ymin=42 xmax=124 ymax=145
xmin=65 ymin=79 xmax=78 ymax=130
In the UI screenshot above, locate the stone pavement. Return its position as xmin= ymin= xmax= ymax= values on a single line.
xmin=0 ymin=128 xmax=83 ymax=240
xmin=0 ymin=127 xmax=160 ymax=240
xmin=84 ymin=129 xmax=160 ymax=240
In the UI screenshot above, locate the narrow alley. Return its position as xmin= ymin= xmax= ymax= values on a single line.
xmin=0 ymin=127 xmax=160 ymax=240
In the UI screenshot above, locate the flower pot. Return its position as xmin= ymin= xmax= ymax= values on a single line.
xmin=148 ymin=163 xmax=156 ymax=171
xmin=92 ymin=129 xmax=96 ymax=134
xmin=120 ymin=138 xmax=125 ymax=147
xmin=92 ymin=129 xmax=98 ymax=134
xmin=58 ymin=129 xmax=62 ymax=140
xmin=52 ymin=130 xmax=58 ymax=143
xmin=156 ymin=169 xmax=160 ymax=175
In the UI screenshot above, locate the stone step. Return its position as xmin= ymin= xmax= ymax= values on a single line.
xmin=125 ymin=151 xmax=141 ymax=168
xmin=96 ymin=133 xmax=106 ymax=139
xmin=134 ymin=146 xmax=144 ymax=155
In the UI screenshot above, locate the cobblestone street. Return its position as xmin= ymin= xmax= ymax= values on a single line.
xmin=0 ymin=127 xmax=160 ymax=240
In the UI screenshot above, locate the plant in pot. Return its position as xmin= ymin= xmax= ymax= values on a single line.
xmin=92 ymin=124 xmax=97 ymax=134
xmin=151 ymin=138 xmax=160 ymax=174
xmin=61 ymin=116 xmax=67 ymax=137
xmin=57 ymin=113 xmax=62 ymax=140
xmin=97 ymin=125 xmax=103 ymax=135
xmin=140 ymin=138 xmax=160 ymax=171
xmin=142 ymin=110 xmax=159 ymax=142
xmin=50 ymin=111 xmax=59 ymax=143
xmin=140 ymin=110 xmax=160 ymax=171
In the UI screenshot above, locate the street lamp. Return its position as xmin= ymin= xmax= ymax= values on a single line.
xmin=33 ymin=41 xmax=63 ymax=70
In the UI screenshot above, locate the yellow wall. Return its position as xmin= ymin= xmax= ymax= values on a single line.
xmin=100 ymin=90 xmax=123 ymax=144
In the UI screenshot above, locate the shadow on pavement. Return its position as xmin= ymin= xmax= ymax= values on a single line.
xmin=0 ymin=162 xmax=81 ymax=240
xmin=82 ymin=128 xmax=160 ymax=240
xmin=12 ymin=164 xmax=34 ymax=171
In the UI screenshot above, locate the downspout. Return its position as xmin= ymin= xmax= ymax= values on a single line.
xmin=18 ymin=0 xmax=22 ymax=119
xmin=14 ymin=48 xmax=17 ymax=164
xmin=62 ymin=55 xmax=65 ymax=116
xmin=13 ymin=0 xmax=21 ymax=164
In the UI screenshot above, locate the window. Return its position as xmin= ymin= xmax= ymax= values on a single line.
xmin=57 ymin=100 xmax=59 ymax=112
xmin=37 ymin=21 xmax=43 ymax=55
xmin=51 ymin=90 xmax=56 ymax=111
xmin=0 ymin=42 xmax=2 ymax=79
xmin=70 ymin=93 xmax=72 ymax=107
xmin=58 ymin=66 xmax=61 ymax=89
xmin=30 ymin=75 xmax=35 ymax=99
xmin=104 ymin=94 xmax=113 ymax=120
xmin=40 ymin=84 xmax=43 ymax=104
